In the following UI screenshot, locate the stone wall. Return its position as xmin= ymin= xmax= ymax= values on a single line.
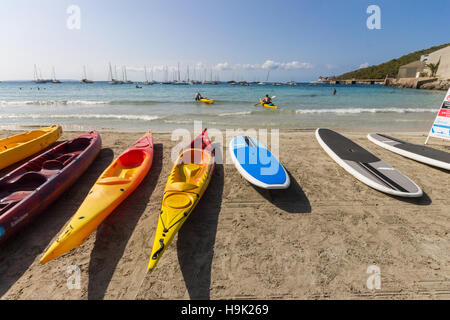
xmin=384 ymin=77 xmax=450 ymax=90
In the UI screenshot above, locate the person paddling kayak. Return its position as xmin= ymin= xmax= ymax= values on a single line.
xmin=262 ymin=94 xmax=273 ymax=105
xmin=195 ymin=92 xmax=203 ymax=101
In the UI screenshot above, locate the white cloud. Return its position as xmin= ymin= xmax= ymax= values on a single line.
xmin=152 ymin=65 xmax=166 ymax=72
xmin=325 ymin=64 xmax=338 ymax=70
xmin=140 ymin=60 xmax=313 ymax=73
xmin=261 ymin=60 xmax=280 ymax=70
xmin=359 ymin=62 xmax=369 ymax=69
xmin=195 ymin=62 xmax=205 ymax=69
xmin=150 ymin=65 xmax=178 ymax=72
xmin=126 ymin=66 xmax=144 ymax=72
xmin=261 ymin=60 xmax=313 ymax=70
xmin=213 ymin=62 xmax=232 ymax=71
xmin=284 ymin=61 xmax=313 ymax=69
xmin=235 ymin=63 xmax=260 ymax=70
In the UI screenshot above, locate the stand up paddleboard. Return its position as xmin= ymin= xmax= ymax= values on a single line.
xmin=316 ymin=128 xmax=423 ymax=197
xmin=230 ymin=136 xmax=290 ymax=189
xmin=368 ymin=133 xmax=450 ymax=170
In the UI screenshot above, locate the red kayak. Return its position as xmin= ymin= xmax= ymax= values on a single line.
xmin=0 ymin=131 xmax=102 ymax=244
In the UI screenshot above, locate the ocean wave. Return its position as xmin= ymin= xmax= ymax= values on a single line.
xmin=0 ymin=100 xmax=110 ymax=105
xmin=0 ymin=99 xmax=262 ymax=106
xmin=0 ymin=114 xmax=160 ymax=121
xmin=218 ymin=111 xmax=253 ymax=117
xmin=163 ymin=119 xmax=194 ymax=124
xmin=295 ymin=108 xmax=439 ymax=114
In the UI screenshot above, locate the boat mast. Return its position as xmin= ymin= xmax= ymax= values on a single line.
xmin=34 ymin=64 xmax=38 ymax=81
xmin=108 ymin=63 xmax=114 ymax=81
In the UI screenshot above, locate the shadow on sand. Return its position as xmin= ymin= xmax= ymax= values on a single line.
xmin=176 ymin=157 xmax=224 ymax=300
xmin=0 ymin=148 xmax=114 ymax=298
xmin=388 ymin=190 xmax=432 ymax=206
xmin=87 ymin=144 xmax=163 ymax=300
xmin=251 ymin=170 xmax=311 ymax=214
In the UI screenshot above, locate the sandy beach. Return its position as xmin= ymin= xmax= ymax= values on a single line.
xmin=0 ymin=129 xmax=448 ymax=300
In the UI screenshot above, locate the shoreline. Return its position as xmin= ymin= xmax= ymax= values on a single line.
xmin=0 ymin=129 xmax=449 ymax=300
xmin=384 ymin=78 xmax=450 ymax=91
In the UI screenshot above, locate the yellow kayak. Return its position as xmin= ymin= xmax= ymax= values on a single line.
xmin=0 ymin=125 xmax=62 ymax=171
xmin=40 ymin=131 xmax=154 ymax=264
xmin=259 ymin=98 xmax=278 ymax=109
xmin=200 ymin=98 xmax=214 ymax=104
xmin=147 ymin=129 xmax=215 ymax=273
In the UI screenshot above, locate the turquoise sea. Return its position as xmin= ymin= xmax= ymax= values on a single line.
xmin=0 ymin=81 xmax=445 ymax=132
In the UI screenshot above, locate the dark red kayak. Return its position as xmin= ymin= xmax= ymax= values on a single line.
xmin=0 ymin=131 xmax=101 ymax=244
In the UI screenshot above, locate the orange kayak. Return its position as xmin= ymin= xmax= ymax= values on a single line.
xmin=40 ymin=131 xmax=154 ymax=264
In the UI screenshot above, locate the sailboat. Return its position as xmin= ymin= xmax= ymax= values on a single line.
xmin=186 ymin=65 xmax=193 ymax=85
xmin=150 ymin=66 xmax=156 ymax=84
xmin=108 ymin=63 xmax=122 ymax=85
xmin=162 ymin=66 xmax=171 ymax=84
xmin=143 ymin=66 xmax=153 ymax=85
xmin=33 ymin=64 xmax=50 ymax=84
xmin=258 ymin=70 xmax=271 ymax=85
xmin=173 ymin=62 xmax=188 ymax=85
xmin=81 ymin=66 xmax=93 ymax=83
xmin=51 ymin=67 xmax=61 ymax=83
xmin=123 ymin=66 xmax=133 ymax=84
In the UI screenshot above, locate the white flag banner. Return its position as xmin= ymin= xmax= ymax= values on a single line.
xmin=426 ymin=88 xmax=450 ymax=143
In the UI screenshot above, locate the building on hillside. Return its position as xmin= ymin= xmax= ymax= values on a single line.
xmin=420 ymin=54 xmax=429 ymax=62
xmin=425 ymin=45 xmax=450 ymax=79
xmin=397 ymin=60 xmax=426 ymax=78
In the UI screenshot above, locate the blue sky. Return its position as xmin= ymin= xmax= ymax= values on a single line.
xmin=0 ymin=0 xmax=448 ymax=81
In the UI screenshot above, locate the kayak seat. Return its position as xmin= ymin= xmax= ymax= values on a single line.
xmin=65 ymin=137 xmax=91 ymax=153
xmin=42 ymin=160 xmax=64 ymax=171
xmin=9 ymin=172 xmax=47 ymax=190
xmin=183 ymin=164 xmax=201 ymax=179
xmin=56 ymin=153 xmax=79 ymax=166
xmin=166 ymin=182 xmax=198 ymax=192
xmin=1 ymin=190 xmax=33 ymax=203
xmin=119 ymin=149 xmax=146 ymax=167
xmin=97 ymin=177 xmax=132 ymax=185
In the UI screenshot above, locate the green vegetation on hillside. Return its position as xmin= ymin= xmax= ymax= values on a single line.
xmin=335 ymin=43 xmax=449 ymax=80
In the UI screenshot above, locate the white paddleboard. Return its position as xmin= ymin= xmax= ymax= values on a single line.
xmin=368 ymin=133 xmax=450 ymax=170
xmin=316 ymin=128 xmax=423 ymax=197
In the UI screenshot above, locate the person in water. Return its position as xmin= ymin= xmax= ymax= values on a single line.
xmin=195 ymin=92 xmax=204 ymax=101
xmin=262 ymin=94 xmax=272 ymax=105
xmin=333 ymin=88 xmax=337 ymax=95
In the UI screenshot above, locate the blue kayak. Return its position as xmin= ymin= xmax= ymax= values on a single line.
xmin=229 ymin=136 xmax=290 ymax=189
